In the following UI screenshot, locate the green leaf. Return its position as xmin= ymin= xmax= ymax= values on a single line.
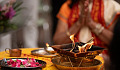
xmin=15 ymin=7 xmax=25 ymax=12
xmin=9 ymin=24 xmax=18 ymax=30
xmin=11 ymin=25 xmax=17 ymax=29
xmin=14 ymin=12 xmax=20 ymax=17
xmin=13 ymin=1 xmax=23 ymax=10
xmin=13 ymin=60 xmax=16 ymax=62
xmin=20 ymin=65 xmax=25 ymax=68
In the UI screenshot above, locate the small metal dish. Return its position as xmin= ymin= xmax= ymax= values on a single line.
xmin=31 ymin=48 xmax=57 ymax=58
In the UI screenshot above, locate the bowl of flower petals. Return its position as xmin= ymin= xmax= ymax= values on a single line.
xmin=0 ymin=58 xmax=46 ymax=70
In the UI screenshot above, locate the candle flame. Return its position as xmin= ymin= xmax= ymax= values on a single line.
xmin=46 ymin=43 xmax=49 ymax=48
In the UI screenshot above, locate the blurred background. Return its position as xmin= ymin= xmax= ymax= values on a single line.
xmin=0 ymin=0 xmax=66 ymax=51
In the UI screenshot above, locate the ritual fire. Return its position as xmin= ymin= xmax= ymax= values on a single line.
xmin=78 ymin=41 xmax=94 ymax=53
xmin=69 ymin=34 xmax=94 ymax=53
xmin=51 ymin=35 xmax=105 ymax=70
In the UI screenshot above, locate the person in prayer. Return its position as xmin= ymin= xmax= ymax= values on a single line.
xmin=53 ymin=0 xmax=120 ymax=70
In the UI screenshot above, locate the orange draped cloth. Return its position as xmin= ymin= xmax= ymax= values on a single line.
xmin=91 ymin=0 xmax=120 ymax=54
xmin=91 ymin=0 xmax=106 ymax=48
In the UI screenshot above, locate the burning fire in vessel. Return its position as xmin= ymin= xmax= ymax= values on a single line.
xmin=69 ymin=34 xmax=94 ymax=53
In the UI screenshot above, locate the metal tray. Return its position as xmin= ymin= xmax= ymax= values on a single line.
xmin=31 ymin=48 xmax=57 ymax=58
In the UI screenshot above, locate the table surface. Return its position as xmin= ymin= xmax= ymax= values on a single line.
xmin=0 ymin=48 xmax=104 ymax=70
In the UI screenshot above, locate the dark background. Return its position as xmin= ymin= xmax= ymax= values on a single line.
xmin=51 ymin=0 xmax=66 ymax=36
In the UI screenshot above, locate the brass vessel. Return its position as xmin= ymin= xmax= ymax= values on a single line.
xmin=51 ymin=42 xmax=105 ymax=70
xmin=52 ymin=57 xmax=103 ymax=70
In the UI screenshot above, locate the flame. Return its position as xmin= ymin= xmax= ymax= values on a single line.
xmin=70 ymin=34 xmax=75 ymax=43
xmin=46 ymin=43 xmax=49 ymax=48
xmin=69 ymin=34 xmax=76 ymax=52
xmin=78 ymin=41 xmax=94 ymax=53
xmin=78 ymin=46 xmax=82 ymax=53
xmin=70 ymin=34 xmax=75 ymax=47
xmin=69 ymin=35 xmax=94 ymax=53
xmin=87 ymin=41 xmax=94 ymax=49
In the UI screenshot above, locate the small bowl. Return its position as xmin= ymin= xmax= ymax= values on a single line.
xmin=0 ymin=58 xmax=46 ymax=70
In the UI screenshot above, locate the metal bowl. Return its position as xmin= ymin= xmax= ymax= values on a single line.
xmin=0 ymin=58 xmax=46 ymax=70
xmin=51 ymin=57 xmax=103 ymax=70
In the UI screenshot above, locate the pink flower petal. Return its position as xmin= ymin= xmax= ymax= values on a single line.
xmin=7 ymin=58 xmax=41 ymax=67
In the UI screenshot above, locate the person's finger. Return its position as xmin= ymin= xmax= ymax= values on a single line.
xmin=84 ymin=0 xmax=89 ymax=6
xmin=84 ymin=2 xmax=88 ymax=7
xmin=85 ymin=7 xmax=89 ymax=12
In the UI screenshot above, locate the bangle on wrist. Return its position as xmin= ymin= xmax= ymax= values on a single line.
xmin=93 ymin=24 xmax=104 ymax=36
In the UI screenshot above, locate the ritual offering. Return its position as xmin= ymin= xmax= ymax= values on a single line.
xmin=31 ymin=48 xmax=57 ymax=58
xmin=45 ymin=43 xmax=56 ymax=54
xmin=31 ymin=43 xmax=57 ymax=58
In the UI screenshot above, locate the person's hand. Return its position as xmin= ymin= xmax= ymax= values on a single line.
xmin=77 ymin=0 xmax=89 ymax=26
xmin=87 ymin=19 xmax=99 ymax=36
xmin=82 ymin=0 xmax=89 ymax=25
xmin=84 ymin=0 xmax=89 ymax=13
xmin=86 ymin=16 xmax=96 ymax=29
xmin=86 ymin=15 xmax=92 ymax=26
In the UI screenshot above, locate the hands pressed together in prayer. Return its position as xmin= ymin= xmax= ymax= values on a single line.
xmin=80 ymin=0 xmax=102 ymax=36
xmin=78 ymin=0 xmax=93 ymax=27
xmin=77 ymin=0 xmax=112 ymax=45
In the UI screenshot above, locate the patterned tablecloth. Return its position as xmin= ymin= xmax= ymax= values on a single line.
xmin=0 ymin=48 xmax=104 ymax=70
